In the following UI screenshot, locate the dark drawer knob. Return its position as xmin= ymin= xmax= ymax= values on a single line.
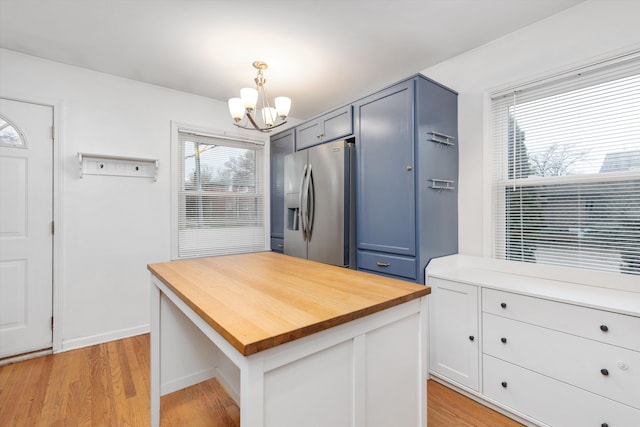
xmin=501 ymin=337 xmax=507 ymax=344
xmin=601 ymin=368 xmax=609 ymax=376
xmin=501 ymin=381 xmax=508 ymax=388
xmin=600 ymin=325 xmax=609 ymax=332
xmin=601 ymin=424 xmax=609 ymax=427
xmin=469 ymin=336 xmax=475 ymax=341
xmin=500 ymin=302 xmax=507 ymax=309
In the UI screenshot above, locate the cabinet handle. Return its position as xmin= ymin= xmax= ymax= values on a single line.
xmin=600 ymin=324 xmax=609 ymax=332
xmin=376 ymin=262 xmax=390 ymax=268
xmin=501 ymin=381 xmax=508 ymax=388
xmin=501 ymin=337 xmax=507 ymax=344
xmin=277 ymin=244 xmax=284 ymax=248
xmin=500 ymin=302 xmax=507 ymax=309
xmin=601 ymin=368 xmax=609 ymax=376
xmin=406 ymin=165 xmax=413 ymax=171
xmin=469 ymin=336 xmax=475 ymax=341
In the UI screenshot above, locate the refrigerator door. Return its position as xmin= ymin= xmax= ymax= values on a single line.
xmin=284 ymin=150 xmax=308 ymax=259
xmin=306 ymin=140 xmax=349 ymax=266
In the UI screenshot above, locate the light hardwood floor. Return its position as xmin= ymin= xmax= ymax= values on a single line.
xmin=0 ymin=334 xmax=522 ymax=426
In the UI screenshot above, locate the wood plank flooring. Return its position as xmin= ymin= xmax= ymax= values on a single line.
xmin=0 ymin=334 xmax=521 ymax=426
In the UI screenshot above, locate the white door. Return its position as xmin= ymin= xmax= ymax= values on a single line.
xmin=0 ymin=98 xmax=53 ymax=359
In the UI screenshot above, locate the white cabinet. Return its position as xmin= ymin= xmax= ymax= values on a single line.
xmin=428 ymin=277 xmax=479 ymax=391
xmin=426 ymin=255 xmax=640 ymax=427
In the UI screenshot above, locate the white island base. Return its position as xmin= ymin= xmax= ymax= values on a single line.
xmin=149 ymin=254 xmax=429 ymax=427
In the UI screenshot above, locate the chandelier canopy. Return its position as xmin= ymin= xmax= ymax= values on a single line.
xmin=228 ymin=61 xmax=291 ymax=133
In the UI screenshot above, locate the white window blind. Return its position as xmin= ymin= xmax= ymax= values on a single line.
xmin=492 ymin=53 xmax=640 ymax=275
xmin=177 ymin=131 xmax=265 ymax=258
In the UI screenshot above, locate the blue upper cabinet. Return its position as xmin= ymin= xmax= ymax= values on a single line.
xmin=355 ymin=80 xmax=416 ymax=256
xmin=269 ymin=129 xmax=295 ymax=252
xmin=354 ymin=75 xmax=458 ymax=283
xmin=296 ymin=105 xmax=353 ymax=150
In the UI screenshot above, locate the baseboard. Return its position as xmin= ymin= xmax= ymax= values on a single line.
xmin=60 ymin=324 xmax=150 ymax=352
xmin=160 ymin=367 xmax=216 ymax=396
xmin=215 ymin=366 xmax=240 ymax=405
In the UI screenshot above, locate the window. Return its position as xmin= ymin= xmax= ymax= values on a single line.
xmin=174 ymin=129 xmax=265 ymax=258
xmin=0 ymin=114 xmax=25 ymax=148
xmin=492 ymin=53 xmax=640 ymax=275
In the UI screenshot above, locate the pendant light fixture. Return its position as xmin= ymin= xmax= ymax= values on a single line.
xmin=228 ymin=61 xmax=291 ymax=132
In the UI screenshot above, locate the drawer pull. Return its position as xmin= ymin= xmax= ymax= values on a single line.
xmin=602 ymin=424 xmax=609 ymax=427
xmin=376 ymin=262 xmax=390 ymax=268
xmin=469 ymin=336 xmax=475 ymax=341
xmin=500 ymin=302 xmax=507 ymax=309
xmin=501 ymin=381 xmax=508 ymax=388
xmin=601 ymin=368 xmax=609 ymax=376
xmin=277 ymin=244 xmax=284 ymax=248
xmin=500 ymin=337 xmax=508 ymax=344
xmin=600 ymin=324 xmax=609 ymax=332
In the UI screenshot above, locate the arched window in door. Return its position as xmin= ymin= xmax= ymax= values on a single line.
xmin=0 ymin=114 xmax=26 ymax=148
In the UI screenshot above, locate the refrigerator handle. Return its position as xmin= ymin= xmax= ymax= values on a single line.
xmin=302 ymin=164 xmax=312 ymax=241
xmin=307 ymin=165 xmax=314 ymax=241
xmin=299 ymin=165 xmax=308 ymax=238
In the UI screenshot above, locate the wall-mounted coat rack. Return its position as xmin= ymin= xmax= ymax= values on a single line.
xmin=78 ymin=153 xmax=158 ymax=181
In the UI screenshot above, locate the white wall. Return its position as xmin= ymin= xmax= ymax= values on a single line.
xmin=420 ymin=0 xmax=640 ymax=257
xmin=0 ymin=48 xmax=268 ymax=351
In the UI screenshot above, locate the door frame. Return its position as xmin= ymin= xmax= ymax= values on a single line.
xmin=1 ymin=95 xmax=63 ymax=354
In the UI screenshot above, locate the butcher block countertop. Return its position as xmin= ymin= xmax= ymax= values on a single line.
xmin=148 ymin=252 xmax=430 ymax=356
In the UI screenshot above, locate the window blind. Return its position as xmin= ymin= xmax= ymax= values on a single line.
xmin=177 ymin=131 xmax=265 ymax=258
xmin=492 ymin=53 xmax=640 ymax=275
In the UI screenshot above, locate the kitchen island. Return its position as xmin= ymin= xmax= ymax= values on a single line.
xmin=148 ymin=252 xmax=431 ymax=427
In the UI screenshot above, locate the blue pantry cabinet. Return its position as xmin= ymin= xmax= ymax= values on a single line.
xmin=354 ymin=75 xmax=458 ymax=284
xmin=269 ymin=74 xmax=458 ymax=283
xmin=269 ymin=128 xmax=295 ymax=253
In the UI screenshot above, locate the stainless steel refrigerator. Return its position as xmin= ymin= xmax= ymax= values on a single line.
xmin=283 ymin=139 xmax=355 ymax=268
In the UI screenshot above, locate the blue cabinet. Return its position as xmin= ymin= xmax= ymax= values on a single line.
xmin=296 ymin=105 xmax=353 ymax=150
xmin=269 ymin=129 xmax=295 ymax=253
xmin=354 ymin=75 xmax=458 ymax=283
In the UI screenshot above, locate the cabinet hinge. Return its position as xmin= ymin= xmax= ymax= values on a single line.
xmin=51 ymin=126 xmax=55 ymax=141
xmin=51 ymin=221 xmax=55 ymax=235
xmin=51 ymin=316 xmax=54 ymax=328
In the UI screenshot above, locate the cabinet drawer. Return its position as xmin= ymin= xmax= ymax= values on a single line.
xmin=270 ymin=238 xmax=284 ymax=253
xmin=357 ymin=251 xmax=416 ymax=280
xmin=483 ymin=312 xmax=640 ymax=409
xmin=483 ymin=288 xmax=640 ymax=352
xmin=483 ymin=355 xmax=640 ymax=427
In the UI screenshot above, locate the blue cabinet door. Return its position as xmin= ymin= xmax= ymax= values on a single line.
xmin=295 ymin=105 xmax=353 ymax=151
xmin=355 ymin=80 xmax=416 ymax=256
xmin=295 ymin=119 xmax=322 ymax=151
xmin=270 ymin=129 xmax=295 ymax=247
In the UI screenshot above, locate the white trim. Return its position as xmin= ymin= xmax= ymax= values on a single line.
xmin=485 ymin=44 xmax=640 ymax=101
xmin=481 ymin=91 xmax=494 ymax=258
xmin=61 ymin=324 xmax=149 ymax=352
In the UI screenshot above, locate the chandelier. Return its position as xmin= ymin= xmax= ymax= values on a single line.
xmin=228 ymin=61 xmax=291 ymax=132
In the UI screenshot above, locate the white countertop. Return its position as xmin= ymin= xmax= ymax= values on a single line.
xmin=427 ymin=255 xmax=640 ymax=317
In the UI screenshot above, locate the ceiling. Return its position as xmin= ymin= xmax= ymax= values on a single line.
xmin=0 ymin=0 xmax=585 ymax=120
